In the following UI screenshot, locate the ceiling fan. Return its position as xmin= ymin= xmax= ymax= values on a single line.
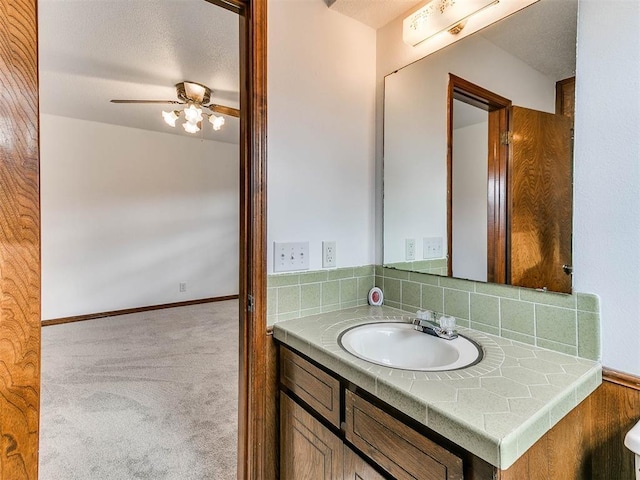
xmin=110 ymin=81 xmax=240 ymax=134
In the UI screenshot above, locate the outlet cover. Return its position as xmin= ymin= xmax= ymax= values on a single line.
xmin=405 ymin=238 xmax=416 ymax=261
xmin=322 ymin=241 xmax=337 ymax=268
xmin=274 ymin=242 xmax=310 ymax=272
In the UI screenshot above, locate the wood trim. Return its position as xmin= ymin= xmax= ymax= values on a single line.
xmin=555 ymin=76 xmax=575 ymax=119
xmin=0 ymin=0 xmax=41 ymax=478
xmin=603 ymin=367 xmax=640 ymax=391
xmin=449 ymin=74 xmax=511 ymax=111
xmin=265 ymin=335 xmax=280 ymax=479
xmin=41 ymin=295 xmax=239 ymax=327
xmin=204 ymin=0 xmax=244 ymax=15
xmin=446 ymin=79 xmax=454 ymax=277
xmin=488 ymin=106 xmax=510 ymax=285
xmin=237 ymin=0 xmax=268 ymax=478
xmin=447 ymin=74 xmax=511 ymax=283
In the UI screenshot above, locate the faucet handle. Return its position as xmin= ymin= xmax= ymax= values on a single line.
xmin=438 ymin=315 xmax=456 ymax=335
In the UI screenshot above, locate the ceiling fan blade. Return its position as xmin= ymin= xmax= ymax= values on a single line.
xmin=205 ymin=104 xmax=240 ymax=118
xmin=110 ymin=100 xmax=184 ymax=105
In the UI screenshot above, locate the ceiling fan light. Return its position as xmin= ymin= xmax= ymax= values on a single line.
xmin=162 ymin=110 xmax=180 ymax=127
xmin=183 ymin=121 xmax=200 ymax=134
xmin=184 ymin=104 xmax=203 ymax=124
xmin=209 ymin=114 xmax=225 ymax=131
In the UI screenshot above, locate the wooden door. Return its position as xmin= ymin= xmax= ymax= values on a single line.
xmin=280 ymin=393 xmax=344 ymax=480
xmin=344 ymin=447 xmax=385 ymax=480
xmin=509 ymin=106 xmax=573 ymax=293
xmin=0 ymin=0 xmax=41 ymax=479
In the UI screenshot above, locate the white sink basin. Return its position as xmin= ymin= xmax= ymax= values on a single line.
xmin=339 ymin=322 xmax=482 ymax=371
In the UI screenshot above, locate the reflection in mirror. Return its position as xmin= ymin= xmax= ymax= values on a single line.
xmin=383 ymin=0 xmax=577 ymax=293
xmin=452 ymin=99 xmax=489 ymax=282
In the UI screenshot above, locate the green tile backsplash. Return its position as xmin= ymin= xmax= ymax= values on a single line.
xmin=376 ymin=267 xmax=601 ymax=361
xmin=267 ymin=266 xmax=375 ymax=325
xmin=267 ymin=265 xmax=600 ymax=361
xmin=386 ymin=259 xmax=447 ymax=275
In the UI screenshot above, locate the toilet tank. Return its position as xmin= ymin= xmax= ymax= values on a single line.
xmin=625 ymin=420 xmax=640 ymax=479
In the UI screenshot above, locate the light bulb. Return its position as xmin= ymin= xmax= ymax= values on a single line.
xmin=184 ymin=104 xmax=203 ymax=124
xmin=183 ymin=121 xmax=200 ymax=134
xmin=162 ymin=110 xmax=179 ymax=127
xmin=209 ymin=114 xmax=225 ymax=131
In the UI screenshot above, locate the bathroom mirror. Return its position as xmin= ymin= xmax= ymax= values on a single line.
xmin=383 ymin=0 xmax=577 ymax=293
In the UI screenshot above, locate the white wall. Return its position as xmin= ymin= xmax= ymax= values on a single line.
xmin=267 ymin=0 xmax=377 ymax=272
xmin=41 ymin=114 xmax=239 ymax=320
xmin=382 ymin=31 xmax=556 ymax=264
xmin=573 ymin=0 xmax=640 ymax=374
xmin=452 ymin=119 xmax=488 ymax=282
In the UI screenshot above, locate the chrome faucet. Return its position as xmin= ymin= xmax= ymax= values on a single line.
xmin=412 ymin=316 xmax=458 ymax=340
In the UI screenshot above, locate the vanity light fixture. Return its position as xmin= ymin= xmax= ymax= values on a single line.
xmin=403 ymin=0 xmax=500 ymax=46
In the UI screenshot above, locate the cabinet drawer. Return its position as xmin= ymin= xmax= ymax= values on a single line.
xmin=280 ymin=347 xmax=341 ymax=427
xmin=345 ymin=390 xmax=463 ymax=480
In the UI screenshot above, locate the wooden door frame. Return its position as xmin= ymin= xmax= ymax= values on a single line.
xmin=446 ymin=74 xmax=511 ymax=283
xmin=0 ymin=0 xmax=267 ymax=478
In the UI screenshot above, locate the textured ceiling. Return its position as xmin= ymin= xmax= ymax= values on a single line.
xmin=325 ymin=0 xmax=422 ymax=29
xmin=39 ymin=0 xmax=239 ymax=144
xmin=40 ymin=0 xmax=575 ymax=144
xmin=328 ymin=0 xmax=577 ymax=81
xmin=480 ymin=0 xmax=577 ymax=81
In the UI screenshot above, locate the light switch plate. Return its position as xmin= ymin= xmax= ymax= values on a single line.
xmin=423 ymin=237 xmax=443 ymax=259
xmin=274 ymin=242 xmax=310 ymax=272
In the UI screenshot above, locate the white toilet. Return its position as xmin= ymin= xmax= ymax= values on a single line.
xmin=625 ymin=420 xmax=640 ymax=478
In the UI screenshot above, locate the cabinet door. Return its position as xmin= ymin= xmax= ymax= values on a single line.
xmin=281 ymin=392 xmax=343 ymax=480
xmin=344 ymin=446 xmax=385 ymax=480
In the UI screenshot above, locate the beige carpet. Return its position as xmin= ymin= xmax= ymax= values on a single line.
xmin=39 ymin=301 xmax=239 ymax=480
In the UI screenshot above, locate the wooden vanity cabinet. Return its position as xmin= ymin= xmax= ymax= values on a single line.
xmin=279 ymin=345 xmax=467 ymax=480
xmin=277 ymin=343 xmax=601 ymax=480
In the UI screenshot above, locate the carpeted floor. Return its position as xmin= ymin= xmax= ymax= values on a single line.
xmin=39 ymin=300 xmax=239 ymax=480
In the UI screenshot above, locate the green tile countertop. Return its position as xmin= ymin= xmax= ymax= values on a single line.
xmin=273 ymin=305 xmax=602 ymax=470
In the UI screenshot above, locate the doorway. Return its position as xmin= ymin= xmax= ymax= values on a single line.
xmin=37 ymin=2 xmax=241 ymax=475
xmin=447 ymin=74 xmax=511 ymax=284
xmin=447 ymin=74 xmax=573 ymax=293
xmin=0 ymin=0 xmax=267 ymax=479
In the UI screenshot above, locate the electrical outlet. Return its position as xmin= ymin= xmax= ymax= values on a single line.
xmin=405 ymin=238 xmax=416 ymax=261
xmin=179 ymin=282 xmax=187 ymax=293
xmin=274 ymin=242 xmax=310 ymax=272
xmin=423 ymin=237 xmax=444 ymax=259
xmin=322 ymin=241 xmax=337 ymax=268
